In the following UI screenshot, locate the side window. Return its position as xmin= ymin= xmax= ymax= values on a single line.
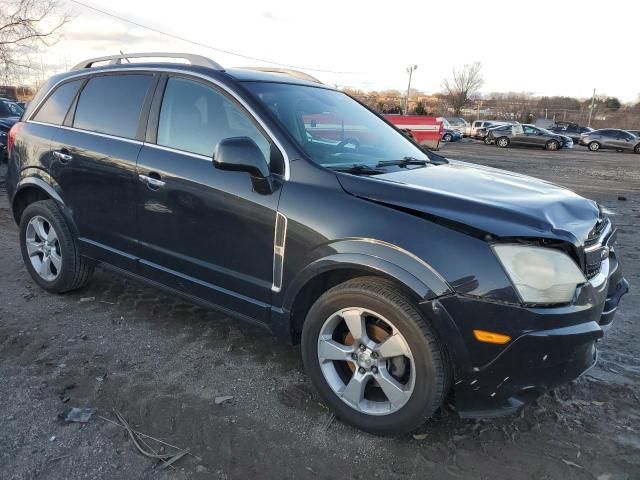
xmin=523 ymin=125 xmax=537 ymax=134
xmin=473 ymin=121 xmax=481 ymax=128
xmin=157 ymin=77 xmax=271 ymax=161
xmin=32 ymin=79 xmax=84 ymax=125
xmin=73 ymin=74 xmax=152 ymax=139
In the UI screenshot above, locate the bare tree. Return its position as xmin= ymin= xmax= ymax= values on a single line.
xmin=442 ymin=62 xmax=484 ymax=115
xmin=0 ymin=0 xmax=70 ymax=82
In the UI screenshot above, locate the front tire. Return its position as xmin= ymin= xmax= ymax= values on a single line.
xmin=301 ymin=277 xmax=448 ymax=435
xmin=588 ymin=141 xmax=601 ymax=152
xmin=19 ymin=200 xmax=94 ymax=293
xmin=545 ymin=139 xmax=560 ymax=151
xmin=496 ymin=137 xmax=510 ymax=148
xmin=635 ymin=144 xmax=640 ymax=154
xmin=483 ymin=136 xmax=492 ymax=145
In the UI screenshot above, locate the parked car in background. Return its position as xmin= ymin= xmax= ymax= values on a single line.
xmin=487 ymin=124 xmax=570 ymax=150
xmin=6 ymin=51 xmax=628 ymax=436
xmin=626 ymin=130 xmax=640 ymax=138
xmin=548 ymin=121 xmax=593 ymax=143
xmin=579 ymin=129 xmax=640 ymax=153
xmin=442 ymin=117 xmax=469 ymax=135
xmin=0 ymin=98 xmax=24 ymax=162
xmin=442 ymin=128 xmax=462 ymax=142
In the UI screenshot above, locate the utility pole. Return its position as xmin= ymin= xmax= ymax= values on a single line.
xmin=587 ymin=88 xmax=596 ymax=127
xmin=404 ymin=65 xmax=417 ymax=115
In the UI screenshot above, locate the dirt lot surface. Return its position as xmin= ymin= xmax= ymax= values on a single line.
xmin=1 ymin=141 xmax=639 ymax=479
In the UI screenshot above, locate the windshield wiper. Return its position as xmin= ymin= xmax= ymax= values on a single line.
xmin=376 ymin=156 xmax=431 ymax=168
xmin=329 ymin=164 xmax=386 ymax=175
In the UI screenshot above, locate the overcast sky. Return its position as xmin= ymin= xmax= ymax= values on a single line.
xmin=41 ymin=0 xmax=639 ymax=102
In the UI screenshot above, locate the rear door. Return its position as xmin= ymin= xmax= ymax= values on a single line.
xmin=135 ymin=75 xmax=284 ymax=322
xmin=50 ymin=73 xmax=157 ymax=270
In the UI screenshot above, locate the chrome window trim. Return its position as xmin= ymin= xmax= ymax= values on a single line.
xmin=26 ymin=66 xmax=291 ymax=180
xmin=27 ymin=120 xmax=144 ymax=145
xmin=144 ymin=142 xmax=211 ymax=161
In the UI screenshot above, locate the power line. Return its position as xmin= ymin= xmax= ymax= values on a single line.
xmin=69 ymin=0 xmax=356 ymax=75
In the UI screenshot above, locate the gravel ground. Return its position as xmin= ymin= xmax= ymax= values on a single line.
xmin=1 ymin=141 xmax=639 ymax=480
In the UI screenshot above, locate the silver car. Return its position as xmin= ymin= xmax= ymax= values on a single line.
xmin=580 ymin=129 xmax=640 ymax=153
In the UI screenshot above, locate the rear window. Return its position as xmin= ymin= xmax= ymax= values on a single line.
xmin=32 ymin=79 xmax=83 ymax=125
xmin=73 ymin=74 xmax=152 ymax=139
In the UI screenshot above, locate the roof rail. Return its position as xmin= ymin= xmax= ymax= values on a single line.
xmin=236 ymin=67 xmax=323 ymax=84
xmin=71 ymin=52 xmax=224 ymax=71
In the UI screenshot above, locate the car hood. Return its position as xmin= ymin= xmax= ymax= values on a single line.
xmin=0 ymin=116 xmax=19 ymax=130
xmin=337 ymin=160 xmax=600 ymax=245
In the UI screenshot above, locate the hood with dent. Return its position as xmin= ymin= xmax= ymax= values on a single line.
xmin=337 ymin=160 xmax=599 ymax=245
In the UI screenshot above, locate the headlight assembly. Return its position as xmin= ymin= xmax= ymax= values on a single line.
xmin=493 ymin=245 xmax=586 ymax=304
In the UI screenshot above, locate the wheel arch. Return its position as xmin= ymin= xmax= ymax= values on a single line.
xmin=281 ymin=244 xmax=452 ymax=344
xmin=11 ymin=176 xmax=65 ymax=224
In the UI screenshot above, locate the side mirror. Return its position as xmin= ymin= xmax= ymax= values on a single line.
xmin=214 ymin=137 xmax=273 ymax=194
xmin=214 ymin=137 xmax=270 ymax=179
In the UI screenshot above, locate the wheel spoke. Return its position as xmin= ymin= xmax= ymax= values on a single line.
xmin=318 ymin=339 xmax=353 ymax=361
xmin=341 ymin=371 xmax=368 ymax=407
xmin=375 ymin=334 xmax=409 ymax=359
xmin=377 ymin=367 xmax=412 ymax=408
xmin=34 ymin=218 xmax=48 ymax=242
xmin=342 ymin=309 xmax=368 ymax=344
xmin=46 ymin=226 xmax=58 ymax=243
xmin=39 ymin=256 xmax=52 ymax=278
xmin=26 ymin=239 xmax=44 ymax=256
xmin=50 ymin=251 xmax=62 ymax=270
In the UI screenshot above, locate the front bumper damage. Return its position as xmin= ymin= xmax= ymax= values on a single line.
xmin=421 ymin=246 xmax=629 ymax=419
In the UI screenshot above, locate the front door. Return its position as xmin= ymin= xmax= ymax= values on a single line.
xmin=135 ymin=76 xmax=284 ymax=323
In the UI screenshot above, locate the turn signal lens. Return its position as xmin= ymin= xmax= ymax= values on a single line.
xmin=473 ymin=329 xmax=511 ymax=345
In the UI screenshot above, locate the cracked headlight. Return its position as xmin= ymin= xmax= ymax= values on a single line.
xmin=493 ymin=245 xmax=586 ymax=304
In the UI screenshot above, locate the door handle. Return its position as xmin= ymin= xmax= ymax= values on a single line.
xmin=53 ymin=151 xmax=73 ymax=163
xmin=139 ymin=173 xmax=165 ymax=189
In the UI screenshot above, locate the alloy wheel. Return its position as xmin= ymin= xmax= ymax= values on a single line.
xmin=317 ymin=307 xmax=415 ymax=416
xmin=25 ymin=215 xmax=62 ymax=281
xmin=589 ymin=142 xmax=600 ymax=151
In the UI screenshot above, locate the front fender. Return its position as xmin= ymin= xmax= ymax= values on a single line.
xmin=281 ymin=237 xmax=452 ymax=313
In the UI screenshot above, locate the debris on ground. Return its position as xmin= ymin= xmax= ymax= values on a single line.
xmin=59 ymin=407 xmax=95 ymax=423
xmin=100 ymin=410 xmax=193 ymax=470
xmin=618 ymin=196 xmax=627 ymax=201
xmin=79 ymin=297 xmax=95 ymax=302
xmin=214 ymin=396 xmax=234 ymax=405
xmin=412 ymin=433 xmax=428 ymax=441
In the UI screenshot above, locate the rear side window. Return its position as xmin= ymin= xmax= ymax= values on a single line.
xmin=32 ymin=79 xmax=83 ymax=125
xmin=73 ymin=74 xmax=152 ymax=139
xmin=157 ymin=77 xmax=270 ymax=160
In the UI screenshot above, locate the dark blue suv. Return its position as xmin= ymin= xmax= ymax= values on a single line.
xmin=5 ymin=53 xmax=629 ymax=435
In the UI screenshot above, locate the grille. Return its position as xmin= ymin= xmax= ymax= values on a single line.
xmin=584 ymin=218 xmax=607 ymax=248
xmin=583 ymin=217 xmax=610 ymax=279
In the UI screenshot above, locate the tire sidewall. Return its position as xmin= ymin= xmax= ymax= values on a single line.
xmin=589 ymin=142 xmax=600 ymax=151
xmin=19 ymin=201 xmax=77 ymax=293
xmin=547 ymin=140 xmax=559 ymax=151
xmin=301 ymin=285 xmax=442 ymax=435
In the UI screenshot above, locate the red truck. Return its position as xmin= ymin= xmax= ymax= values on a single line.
xmin=383 ymin=115 xmax=443 ymax=150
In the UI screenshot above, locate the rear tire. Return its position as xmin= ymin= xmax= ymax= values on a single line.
xmin=496 ymin=137 xmax=510 ymax=148
xmin=301 ymin=277 xmax=449 ymax=436
xmin=443 ymin=133 xmax=453 ymax=142
xmin=635 ymin=144 xmax=640 ymax=154
xmin=545 ymin=140 xmax=560 ymax=151
xmin=483 ymin=136 xmax=492 ymax=145
xmin=19 ymin=200 xmax=94 ymax=293
xmin=588 ymin=141 xmax=601 ymax=152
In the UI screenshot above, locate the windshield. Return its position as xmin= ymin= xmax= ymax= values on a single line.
xmin=0 ymin=100 xmax=24 ymax=117
xmin=243 ymin=82 xmax=429 ymax=170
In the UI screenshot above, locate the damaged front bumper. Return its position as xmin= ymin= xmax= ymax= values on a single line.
xmin=424 ymin=251 xmax=629 ymax=419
